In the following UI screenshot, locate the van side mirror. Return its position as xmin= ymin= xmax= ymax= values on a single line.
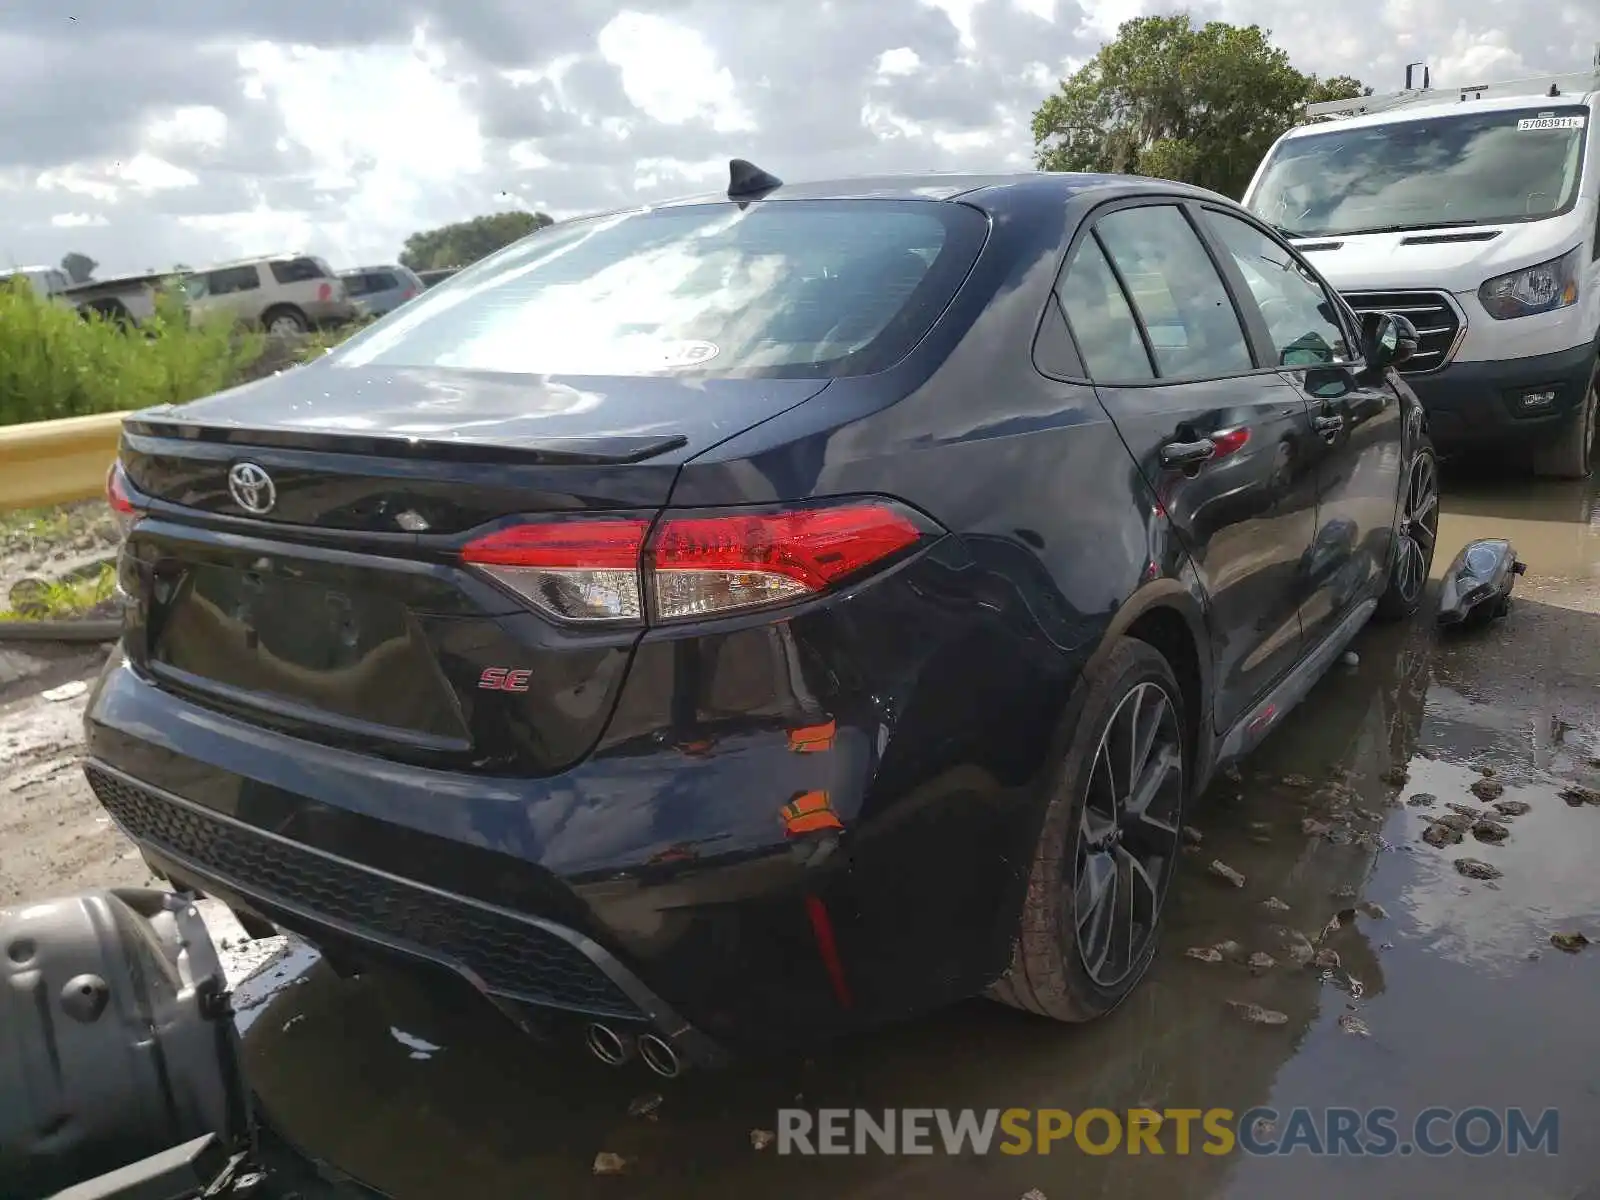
xmin=1363 ymin=311 xmax=1418 ymax=370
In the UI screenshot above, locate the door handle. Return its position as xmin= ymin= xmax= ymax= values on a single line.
xmin=1159 ymin=438 xmax=1216 ymax=468
xmin=1314 ymin=414 xmax=1344 ymax=441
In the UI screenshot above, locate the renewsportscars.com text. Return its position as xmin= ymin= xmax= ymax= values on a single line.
xmin=776 ymin=1107 xmax=1560 ymax=1157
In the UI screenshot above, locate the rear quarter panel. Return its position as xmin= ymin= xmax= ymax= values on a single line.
xmin=663 ymin=183 xmax=1206 ymax=1004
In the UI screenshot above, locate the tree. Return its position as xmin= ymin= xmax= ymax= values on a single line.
xmin=400 ymin=210 xmax=554 ymax=271
xmin=60 ymin=251 xmax=97 ymax=283
xmin=1031 ymin=15 xmax=1369 ymax=199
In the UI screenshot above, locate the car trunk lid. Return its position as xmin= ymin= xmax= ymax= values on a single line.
xmin=115 ymin=364 xmax=831 ymax=772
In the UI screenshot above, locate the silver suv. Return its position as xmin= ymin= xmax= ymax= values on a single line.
xmin=184 ymin=255 xmax=358 ymax=334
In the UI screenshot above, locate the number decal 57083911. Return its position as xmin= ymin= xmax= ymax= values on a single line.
xmin=479 ymin=667 xmax=532 ymax=692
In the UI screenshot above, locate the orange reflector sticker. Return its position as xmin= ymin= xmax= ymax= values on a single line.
xmin=788 ymin=719 xmax=837 ymax=753
xmin=781 ymin=790 xmax=843 ymax=836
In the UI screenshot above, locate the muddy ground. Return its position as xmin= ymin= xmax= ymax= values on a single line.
xmin=3 ymin=470 xmax=1598 ymax=1200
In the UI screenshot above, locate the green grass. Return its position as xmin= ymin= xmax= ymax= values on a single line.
xmin=0 ymin=562 xmax=117 ymax=621
xmin=0 ymin=278 xmax=271 ymax=426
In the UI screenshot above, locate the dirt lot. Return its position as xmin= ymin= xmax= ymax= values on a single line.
xmin=3 ymin=471 xmax=1599 ymax=1200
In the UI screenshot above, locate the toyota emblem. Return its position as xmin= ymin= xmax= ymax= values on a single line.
xmin=227 ymin=462 xmax=277 ymax=515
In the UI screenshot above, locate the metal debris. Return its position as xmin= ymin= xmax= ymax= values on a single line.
xmin=593 ymin=1152 xmax=629 ymax=1175
xmin=751 ymin=1130 xmax=776 ymax=1151
xmin=1185 ymin=946 xmax=1224 ymax=964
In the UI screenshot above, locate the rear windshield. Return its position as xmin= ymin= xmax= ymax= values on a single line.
xmin=330 ymin=200 xmax=988 ymax=379
xmin=271 ymin=257 xmax=332 ymax=284
xmin=343 ymin=270 xmax=399 ymax=296
xmin=1249 ymin=105 xmax=1590 ymax=237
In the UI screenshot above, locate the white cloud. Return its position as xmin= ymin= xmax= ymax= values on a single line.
xmin=50 ymin=213 xmax=109 ymax=228
xmin=0 ymin=0 xmax=1591 ymax=275
xmin=597 ymin=11 xmax=754 ymax=132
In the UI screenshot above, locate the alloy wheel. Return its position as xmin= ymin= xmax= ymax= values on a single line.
xmin=1070 ymin=681 xmax=1184 ymax=987
xmin=1393 ymin=450 xmax=1439 ymax=605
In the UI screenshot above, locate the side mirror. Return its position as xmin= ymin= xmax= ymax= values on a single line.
xmin=1362 ymin=311 xmax=1418 ymax=370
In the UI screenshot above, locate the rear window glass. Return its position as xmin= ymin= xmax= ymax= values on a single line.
xmin=342 ymin=271 xmax=398 ymax=296
xmin=271 ymin=257 xmax=329 ymax=284
xmin=330 ymin=200 xmax=989 ymax=379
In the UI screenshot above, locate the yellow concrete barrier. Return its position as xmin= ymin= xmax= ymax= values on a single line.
xmin=0 ymin=411 xmax=125 ymax=513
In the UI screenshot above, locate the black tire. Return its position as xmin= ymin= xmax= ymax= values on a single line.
xmin=1530 ymin=365 xmax=1597 ymax=481
xmin=261 ymin=305 xmax=309 ymax=336
xmin=988 ymin=636 xmax=1187 ymax=1022
xmin=1374 ymin=436 xmax=1440 ymax=623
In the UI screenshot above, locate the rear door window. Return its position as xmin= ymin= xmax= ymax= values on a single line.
xmin=1056 ymin=237 xmax=1155 ymax=381
xmin=206 ymin=266 xmax=261 ymax=295
xmin=331 ymin=200 xmax=989 ymax=379
xmin=1092 ymin=205 xmax=1255 ymax=380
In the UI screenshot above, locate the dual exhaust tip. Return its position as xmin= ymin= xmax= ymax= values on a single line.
xmin=585 ymin=1022 xmax=681 ymax=1078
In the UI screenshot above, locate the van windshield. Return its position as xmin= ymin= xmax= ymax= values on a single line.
xmin=330 ymin=199 xmax=988 ymax=379
xmin=1249 ymin=105 xmax=1588 ymax=237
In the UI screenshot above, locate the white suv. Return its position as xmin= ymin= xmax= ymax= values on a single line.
xmin=184 ymin=255 xmax=359 ymax=335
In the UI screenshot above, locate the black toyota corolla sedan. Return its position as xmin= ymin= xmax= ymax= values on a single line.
xmin=85 ymin=162 xmax=1439 ymax=1075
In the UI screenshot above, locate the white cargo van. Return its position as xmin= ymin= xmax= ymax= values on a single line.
xmin=1243 ymin=52 xmax=1600 ymax=478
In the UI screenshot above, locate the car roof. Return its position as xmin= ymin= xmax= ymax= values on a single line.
xmin=1281 ymin=89 xmax=1599 ymax=137
xmin=205 ymin=253 xmax=319 ymax=269
xmin=341 ymin=264 xmax=407 ymax=274
xmin=613 ymin=170 xmax=1234 ymax=218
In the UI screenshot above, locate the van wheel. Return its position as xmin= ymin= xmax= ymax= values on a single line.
xmin=1375 ymin=438 xmax=1439 ymax=622
xmin=1530 ymin=367 xmax=1597 ymax=480
xmin=987 ymin=637 xmax=1187 ymax=1022
xmin=262 ymin=305 xmax=309 ymax=336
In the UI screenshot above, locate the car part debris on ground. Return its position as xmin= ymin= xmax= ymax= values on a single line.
xmin=1437 ymin=538 xmax=1526 ymax=628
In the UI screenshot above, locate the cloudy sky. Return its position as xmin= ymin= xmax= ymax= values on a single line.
xmin=3 ymin=0 xmax=1592 ymax=276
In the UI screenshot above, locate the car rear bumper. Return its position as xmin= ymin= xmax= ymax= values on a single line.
xmin=82 ymin=758 xmax=729 ymax=1067
xmin=83 ymin=555 xmax=1054 ymax=1054
xmin=1407 ymin=341 xmax=1597 ymax=448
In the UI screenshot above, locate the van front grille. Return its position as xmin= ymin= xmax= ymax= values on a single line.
xmin=1340 ymin=290 xmax=1462 ymax=375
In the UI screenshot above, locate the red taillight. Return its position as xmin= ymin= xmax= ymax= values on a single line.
xmin=650 ymin=505 xmax=923 ymax=620
xmin=458 ymin=500 xmax=930 ymax=625
xmin=106 ymin=461 xmax=141 ymax=534
xmin=317 ymin=282 xmax=332 ymax=302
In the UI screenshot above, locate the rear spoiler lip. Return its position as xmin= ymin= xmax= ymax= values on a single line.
xmin=120 ymin=415 xmax=689 ymax=465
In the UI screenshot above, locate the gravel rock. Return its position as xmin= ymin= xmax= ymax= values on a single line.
xmin=1208 ymin=859 xmax=1246 ymax=887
